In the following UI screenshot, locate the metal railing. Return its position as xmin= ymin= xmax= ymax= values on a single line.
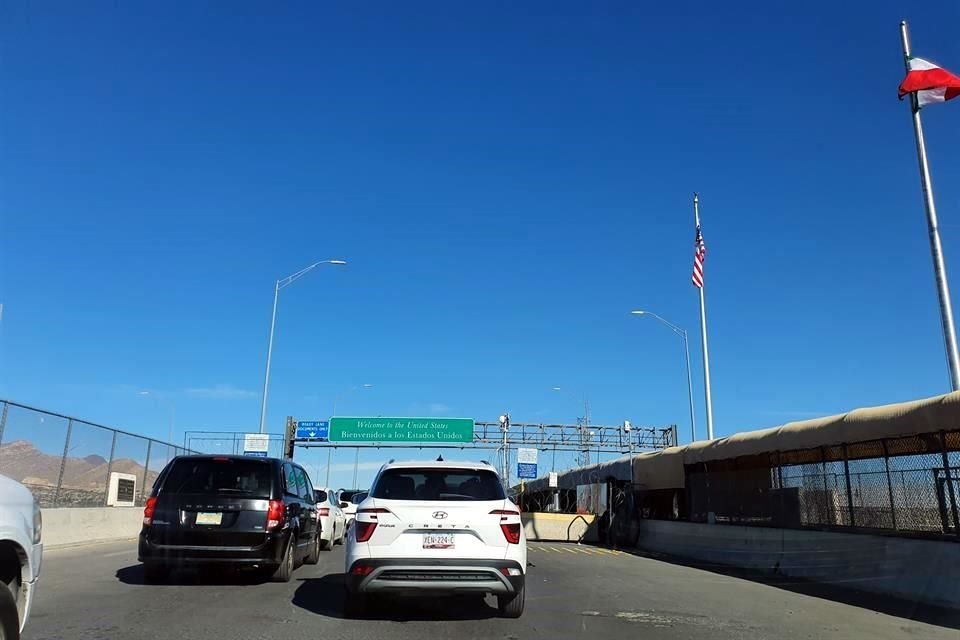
xmin=0 ymin=400 xmax=193 ymax=508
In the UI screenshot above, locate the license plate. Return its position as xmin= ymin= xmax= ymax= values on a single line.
xmin=423 ymin=533 xmax=455 ymax=549
xmin=196 ymin=512 xmax=222 ymax=526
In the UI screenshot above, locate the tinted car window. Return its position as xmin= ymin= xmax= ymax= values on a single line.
xmin=338 ymin=490 xmax=359 ymax=503
xmin=161 ymin=458 xmax=272 ymax=498
xmin=314 ymin=489 xmax=329 ymax=504
xmin=370 ymin=469 xmax=505 ymax=501
xmin=295 ymin=467 xmax=313 ymax=502
xmin=283 ymin=463 xmax=299 ymax=497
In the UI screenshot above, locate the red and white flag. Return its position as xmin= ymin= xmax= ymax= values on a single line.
xmin=691 ymin=224 xmax=706 ymax=288
xmin=899 ymin=56 xmax=960 ymax=107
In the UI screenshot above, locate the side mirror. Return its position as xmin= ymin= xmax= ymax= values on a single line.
xmin=340 ymin=502 xmax=349 ymax=508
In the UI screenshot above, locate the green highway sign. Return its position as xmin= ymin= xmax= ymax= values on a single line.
xmin=329 ymin=417 xmax=474 ymax=443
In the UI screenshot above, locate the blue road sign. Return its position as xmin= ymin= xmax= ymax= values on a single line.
xmin=517 ymin=462 xmax=537 ymax=479
xmin=244 ymin=451 xmax=268 ymax=457
xmin=296 ymin=420 xmax=329 ymax=441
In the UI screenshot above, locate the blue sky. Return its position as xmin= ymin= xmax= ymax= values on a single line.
xmin=4 ymin=1 xmax=960 ymax=490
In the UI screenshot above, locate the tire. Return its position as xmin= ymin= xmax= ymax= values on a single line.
xmin=0 ymin=580 xmax=20 ymax=640
xmin=271 ymin=537 xmax=295 ymax=583
xmin=320 ymin=530 xmax=332 ymax=551
xmin=497 ymin=581 xmax=525 ymax=618
xmin=304 ymin=534 xmax=321 ymax=565
xmin=143 ymin=564 xmax=169 ymax=584
xmin=343 ymin=589 xmax=368 ymax=619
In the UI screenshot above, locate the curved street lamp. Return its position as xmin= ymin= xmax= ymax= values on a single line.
xmin=631 ymin=310 xmax=697 ymax=443
xmin=258 ymin=259 xmax=347 ymax=434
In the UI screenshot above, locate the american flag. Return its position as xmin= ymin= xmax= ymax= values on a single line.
xmin=691 ymin=224 xmax=706 ymax=288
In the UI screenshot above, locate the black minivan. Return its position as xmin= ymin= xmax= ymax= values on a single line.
xmin=138 ymin=455 xmax=320 ymax=583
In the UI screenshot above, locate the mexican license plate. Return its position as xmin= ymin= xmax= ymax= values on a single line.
xmin=422 ymin=533 xmax=455 ymax=549
xmin=196 ymin=512 xmax=223 ymax=526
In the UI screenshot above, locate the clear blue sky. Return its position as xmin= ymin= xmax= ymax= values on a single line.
xmin=4 ymin=1 xmax=960 ymax=489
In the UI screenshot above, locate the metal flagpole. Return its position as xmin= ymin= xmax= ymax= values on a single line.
xmin=900 ymin=21 xmax=960 ymax=391
xmin=694 ymin=194 xmax=715 ymax=439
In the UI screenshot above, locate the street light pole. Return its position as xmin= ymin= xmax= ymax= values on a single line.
xmin=631 ymin=310 xmax=697 ymax=443
xmin=258 ymin=280 xmax=280 ymax=435
xmin=257 ymin=259 xmax=346 ymax=434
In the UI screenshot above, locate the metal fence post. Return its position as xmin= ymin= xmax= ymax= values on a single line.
xmin=54 ymin=419 xmax=73 ymax=507
xmin=881 ymin=439 xmax=897 ymax=530
xmin=939 ymin=431 xmax=960 ymax=534
xmin=103 ymin=430 xmax=118 ymax=506
xmin=142 ymin=439 xmax=153 ymax=504
xmin=0 ymin=401 xmax=8 ymax=447
xmin=820 ymin=447 xmax=830 ymax=525
xmin=843 ymin=444 xmax=855 ymax=528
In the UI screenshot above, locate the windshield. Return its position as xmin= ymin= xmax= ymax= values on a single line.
xmin=371 ymin=468 xmax=506 ymax=501
xmin=338 ymin=490 xmax=362 ymax=503
xmin=160 ymin=458 xmax=272 ymax=498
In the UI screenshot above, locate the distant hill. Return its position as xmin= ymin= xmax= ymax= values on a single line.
xmin=0 ymin=440 xmax=159 ymax=498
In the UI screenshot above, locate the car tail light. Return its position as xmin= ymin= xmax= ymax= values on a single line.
xmin=490 ymin=509 xmax=521 ymax=543
xmin=350 ymin=563 xmax=374 ymax=576
xmin=32 ymin=502 xmax=42 ymax=544
xmin=142 ymin=497 xmax=158 ymax=526
xmin=267 ymin=500 xmax=285 ymax=531
xmin=354 ymin=520 xmax=377 ymax=542
xmin=318 ymin=508 xmax=330 ymax=517
xmin=499 ymin=566 xmax=522 ymax=576
xmin=500 ymin=522 xmax=521 ymax=544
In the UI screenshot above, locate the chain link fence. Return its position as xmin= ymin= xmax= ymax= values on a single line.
xmin=683 ymin=429 xmax=960 ymax=536
xmin=0 ymin=400 xmax=193 ymax=508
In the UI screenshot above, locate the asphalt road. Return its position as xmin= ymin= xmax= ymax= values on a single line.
xmin=24 ymin=540 xmax=958 ymax=640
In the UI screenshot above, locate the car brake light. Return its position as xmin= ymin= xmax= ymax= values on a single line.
xmin=490 ymin=509 xmax=521 ymax=543
xmin=358 ymin=507 xmax=390 ymax=518
xmin=500 ymin=523 xmax=521 ymax=544
xmin=350 ymin=563 xmax=374 ymax=576
xmin=354 ymin=520 xmax=377 ymax=542
xmin=318 ymin=507 xmax=330 ymax=517
xmin=267 ymin=500 xmax=285 ymax=530
xmin=143 ymin=497 xmax=158 ymax=526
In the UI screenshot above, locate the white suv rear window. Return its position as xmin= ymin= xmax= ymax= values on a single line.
xmin=370 ymin=468 xmax=505 ymax=501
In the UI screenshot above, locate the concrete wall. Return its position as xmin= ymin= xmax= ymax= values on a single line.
xmin=635 ymin=520 xmax=960 ymax=610
xmin=522 ymin=512 xmax=598 ymax=543
xmin=42 ymin=507 xmax=142 ymax=548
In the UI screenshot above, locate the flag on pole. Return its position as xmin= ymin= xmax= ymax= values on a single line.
xmin=899 ymin=56 xmax=960 ymax=107
xmin=691 ymin=224 xmax=706 ymax=288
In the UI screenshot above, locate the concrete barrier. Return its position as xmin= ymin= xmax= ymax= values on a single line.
xmin=522 ymin=512 xmax=598 ymax=542
xmin=635 ymin=519 xmax=960 ymax=610
xmin=42 ymin=507 xmax=142 ymax=548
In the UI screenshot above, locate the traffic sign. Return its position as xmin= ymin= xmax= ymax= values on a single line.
xmin=296 ymin=420 xmax=330 ymax=441
xmin=517 ymin=462 xmax=537 ymax=479
xmin=243 ymin=433 xmax=270 ymax=457
xmin=517 ymin=448 xmax=538 ymax=464
xmin=329 ymin=417 xmax=473 ymax=443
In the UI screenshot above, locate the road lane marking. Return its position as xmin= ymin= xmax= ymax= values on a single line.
xmin=102 ymin=550 xmax=134 ymax=558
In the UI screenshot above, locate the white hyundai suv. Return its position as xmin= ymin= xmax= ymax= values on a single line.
xmin=344 ymin=460 xmax=526 ymax=618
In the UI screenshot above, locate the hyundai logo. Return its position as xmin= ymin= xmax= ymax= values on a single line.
xmin=432 ymin=511 xmax=448 ymax=519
